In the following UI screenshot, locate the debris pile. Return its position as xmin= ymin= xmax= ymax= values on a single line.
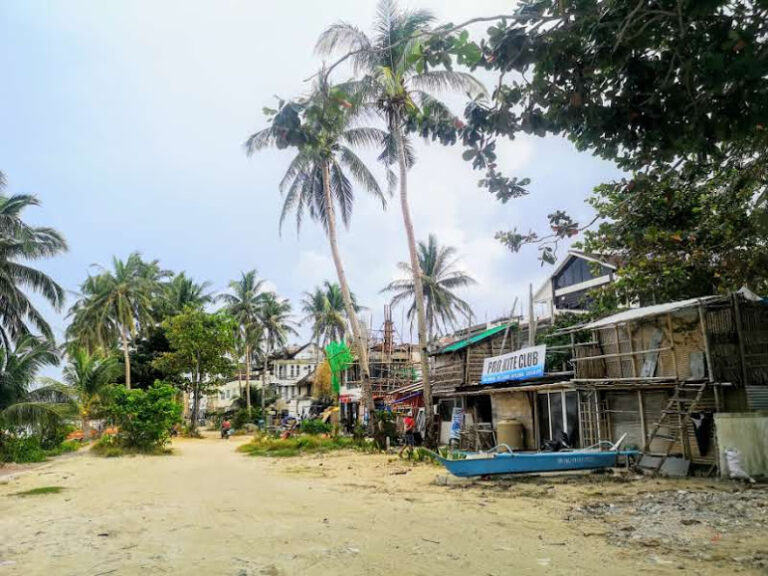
xmin=570 ymin=487 xmax=768 ymax=569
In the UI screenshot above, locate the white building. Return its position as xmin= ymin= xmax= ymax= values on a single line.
xmin=269 ymin=343 xmax=322 ymax=418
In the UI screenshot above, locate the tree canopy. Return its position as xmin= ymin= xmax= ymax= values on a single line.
xmin=154 ymin=308 xmax=236 ymax=430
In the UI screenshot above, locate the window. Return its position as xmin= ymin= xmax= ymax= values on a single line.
xmin=537 ymin=391 xmax=580 ymax=446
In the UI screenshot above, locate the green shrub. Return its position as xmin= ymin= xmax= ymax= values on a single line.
xmin=232 ymin=408 xmax=262 ymax=430
xmin=0 ymin=434 xmax=46 ymax=463
xmin=39 ymin=422 xmax=75 ymax=451
xmin=104 ymin=381 xmax=182 ymax=452
xmin=373 ymin=410 xmax=396 ymax=450
xmin=44 ymin=439 xmax=81 ymax=457
xmin=91 ymin=435 xmax=125 ymax=458
xmin=299 ymin=419 xmax=332 ymax=435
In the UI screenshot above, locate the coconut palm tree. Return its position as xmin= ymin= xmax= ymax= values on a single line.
xmin=218 ymin=270 xmax=265 ymax=413
xmin=257 ymin=292 xmax=297 ymax=417
xmin=67 ymin=253 xmax=163 ymax=389
xmin=383 ymin=234 xmax=475 ymax=341
xmin=245 ymin=75 xmax=389 ymax=416
xmin=160 ymin=272 xmax=212 ymax=318
xmin=317 ymin=0 xmax=485 ymax=444
xmin=301 ymin=281 xmax=362 ymax=347
xmin=0 ymin=336 xmax=71 ymax=433
xmin=0 ymin=179 xmax=67 ymax=349
xmin=39 ymin=349 xmax=119 ymax=441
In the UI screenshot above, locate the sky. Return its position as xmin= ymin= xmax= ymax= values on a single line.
xmin=0 ymin=0 xmax=623 ymax=356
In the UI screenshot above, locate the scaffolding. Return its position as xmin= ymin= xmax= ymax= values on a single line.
xmin=345 ymin=305 xmax=421 ymax=397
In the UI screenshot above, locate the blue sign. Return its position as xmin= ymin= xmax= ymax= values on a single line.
xmin=449 ymin=407 xmax=463 ymax=441
xmin=481 ymin=345 xmax=546 ymax=384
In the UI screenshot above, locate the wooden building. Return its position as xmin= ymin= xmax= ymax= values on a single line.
xmin=569 ymin=290 xmax=768 ymax=473
xmin=429 ymin=289 xmax=768 ymax=475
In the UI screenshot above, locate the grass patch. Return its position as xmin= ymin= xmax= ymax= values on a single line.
xmin=44 ymin=440 xmax=81 ymax=457
xmin=12 ymin=486 xmax=65 ymax=497
xmin=238 ymin=433 xmax=358 ymax=457
xmin=91 ymin=437 xmax=172 ymax=458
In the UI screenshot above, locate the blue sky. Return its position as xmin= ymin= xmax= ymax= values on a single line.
xmin=0 ymin=0 xmax=623 ymax=354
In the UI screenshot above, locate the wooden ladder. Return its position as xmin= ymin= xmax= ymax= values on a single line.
xmin=639 ymin=382 xmax=707 ymax=474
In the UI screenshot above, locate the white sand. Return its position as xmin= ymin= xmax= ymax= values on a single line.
xmin=0 ymin=433 xmax=763 ymax=575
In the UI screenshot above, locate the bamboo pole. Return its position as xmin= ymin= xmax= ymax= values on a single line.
xmin=613 ymin=324 xmax=622 ymax=377
xmin=698 ymin=305 xmax=715 ymax=383
xmin=627 ymin=322 xmax=638 ymax=377
xmin=666 ymin=314 xmax=679 ymax=381
xmin=571 ymin=347 xmax=672 ymax=362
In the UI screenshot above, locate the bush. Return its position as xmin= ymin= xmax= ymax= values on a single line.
xmin=232 ymin=408 xmax=262 ymax=430
xmin=91 ymin=434 xmax=124 ymax=458
xmin=104 ymin=381 xmax=182 ymax=452
xmin=44 ymin=439 xmax=81 ymax=457
xmin=299 ymin=419 xmax=332 ymax=435
xmin=0 ymin=433 xmax=46 ymax=463
xmin=373 ymin=410 xmax=396 ymax=450
xmin=39 ymin=422 xmax=75 ymax=450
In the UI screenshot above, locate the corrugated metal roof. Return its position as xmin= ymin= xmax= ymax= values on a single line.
xmin=582 ymin=296 xmax=724 ymax=330
xmin=581 ymin=288 xmax=763 ymax=331
xmin=433 ymin=324 xmax=510 ymax=355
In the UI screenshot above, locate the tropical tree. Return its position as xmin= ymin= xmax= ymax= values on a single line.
xmin=218 ymin=270 xmax=265 ymax=413
xmin=0 ymin=177 xmax=67 ymax=349
xmin=383 ymin=234 xmax=475 ymax=341
xmin=160 ymin=272 xmax=212 ymax=318
xmin=316 ymin=0 xmax=485 ymax=444
xmin=245 ymin=75 xmax=388 ymax=416
xmin=154 ymin=308 xmax=236 ymax=432
xmin=301 ymin=281 xmax=362 ymax=346
xmin=0 ymin=335 xmax=60 ymax=413
xmin=0 ymin=336 xmax=71 ymax=439
xmin=68 ymin=253 xmax=166 ymax=389
xmin=257 ymin=292 xmax=296 ymax=417
xmin=39 ymin=349 xmax=119 ymax=441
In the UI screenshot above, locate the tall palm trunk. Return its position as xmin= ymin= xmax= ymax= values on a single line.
xmin=321 ymin=162 xmax=374 ymax=418
xmin=261 ymin=339 xmax=269 ymax=424
xmin=393 ymin=120 xmax=434 ymax=447
xmin=245 ymin=343 xmax=252 ymax=414
xmin=237 ymin=364 xmax=243 ymax=403
xmin=82 ymin=410 xmax=91 ymax=442
xmin=120 ymin=325 xmax=131 ymax=389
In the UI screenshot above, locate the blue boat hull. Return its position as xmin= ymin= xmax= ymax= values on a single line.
xmin=436 ymin=450 xmax=636 ymax=478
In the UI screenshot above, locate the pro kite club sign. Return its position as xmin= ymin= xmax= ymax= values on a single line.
xmin=481 ymin=345 xmax=546 ymax=384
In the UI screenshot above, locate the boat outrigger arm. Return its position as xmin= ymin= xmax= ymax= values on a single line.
xmin=428 ymin=433 xmax=638 ymax=478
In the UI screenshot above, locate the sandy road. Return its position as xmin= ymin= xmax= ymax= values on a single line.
xmin=0 ymin=434 xmax=762 ymax=575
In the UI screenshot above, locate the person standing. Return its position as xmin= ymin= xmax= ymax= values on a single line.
xmin=399 ymin=411 xmax=415 ymax=458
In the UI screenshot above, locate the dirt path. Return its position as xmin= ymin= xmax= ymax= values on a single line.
xmin=0 ymin=435 xmax=764 ymax=575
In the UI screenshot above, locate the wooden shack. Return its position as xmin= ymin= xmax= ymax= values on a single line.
xmin=570 ymin=290 xmax=768 ymax=473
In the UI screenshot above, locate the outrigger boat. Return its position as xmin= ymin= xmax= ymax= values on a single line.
xmin=429 ymin=434 xmax=638 ymax=478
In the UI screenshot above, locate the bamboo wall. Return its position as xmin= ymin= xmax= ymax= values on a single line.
xmin=576 ymin=307 xmax=709 ymax=381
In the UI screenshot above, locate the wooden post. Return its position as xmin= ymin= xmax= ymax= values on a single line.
xmin=613 ymin=324 xmax=622 ymax=377
xmin=528 ymin=283 xmax=536 ymax=347
xmin=627 ymin=322 xmax=638 ymax=377
xmin=698 ymin=305 xmax=715 ymax=383
xmin=594 ymin=390 xmax=602 ymax=442
xmin=666 ymin=314 xmax=679 ymax=381
xmin=732 ymin=294 xmax=749 ymax=385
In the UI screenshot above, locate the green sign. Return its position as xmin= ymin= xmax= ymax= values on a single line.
xmin=325 ymin=341 xmax=353 ymax=395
